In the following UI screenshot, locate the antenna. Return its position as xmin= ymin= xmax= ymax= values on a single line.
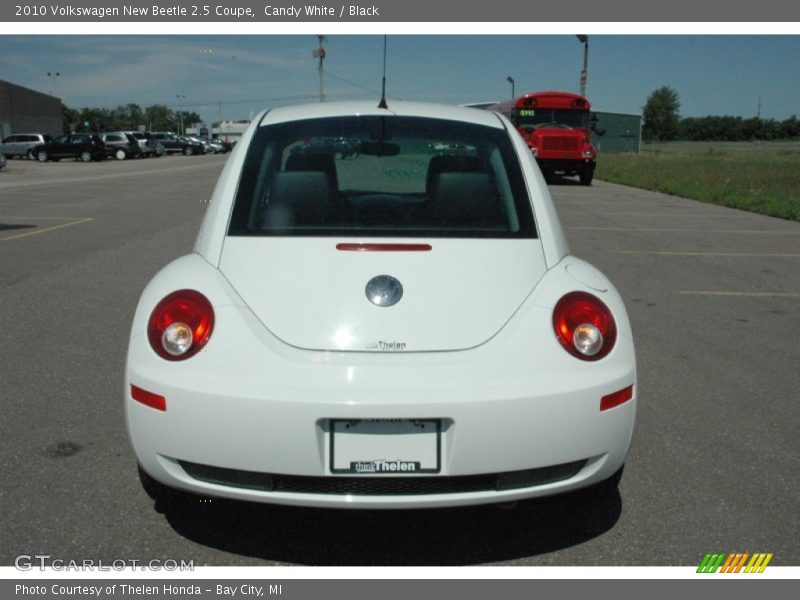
xmin=313 ymin=35 xmax=327 ymax=102
xmin=378 ymin=35 xmax=388 ymax=109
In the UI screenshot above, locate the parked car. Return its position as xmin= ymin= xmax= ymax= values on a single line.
xmin=146 ymin=141 xmax=167 ymax=157
xmin=124 ymin=131 xmax=164 ymax=158
xmin=186 ymin=136 xmax=213 ymax=155
xmin=101 ymin=132 xmax=142 ymax=160
xmin=211 ymin=138 xmax=233 ymax=152
xmin=146 ymin=132 xmax=205 ymax=156
xmin=32 ymin=133 xmax=106 ymax=162
xmin=0 ymin=153 xmax=6 ymax=170
xmin=127 ymin=101 xmax=636 ymax=510
xmin=1 ymin=133 xmax=53 ymax=159
xmin=293 ymin=135 xmax=360 ymax=159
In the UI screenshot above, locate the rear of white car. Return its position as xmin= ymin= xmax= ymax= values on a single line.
xmin=126 ymin=102 xmax=636 ymax=509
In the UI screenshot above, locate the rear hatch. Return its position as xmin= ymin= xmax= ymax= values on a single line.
xmin=219 ymin=238 xmax=546 ymax=352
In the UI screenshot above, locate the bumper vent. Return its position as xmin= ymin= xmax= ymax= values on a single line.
xmin=178 ymin=459 xmax=587 ymax=496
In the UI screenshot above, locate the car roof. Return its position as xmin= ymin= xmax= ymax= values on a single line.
xmin=259 ymin=101 xmax=506 ymax=130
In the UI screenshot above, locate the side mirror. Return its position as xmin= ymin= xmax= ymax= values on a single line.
xmin=590 ymin=112 xmax=599 ymax=123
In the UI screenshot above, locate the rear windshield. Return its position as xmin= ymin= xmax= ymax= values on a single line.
xmin=228 ymin=115 xmax=536 ymax=238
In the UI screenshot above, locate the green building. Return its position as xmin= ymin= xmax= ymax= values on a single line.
xmin=592 ymin=111 xmax=641 ymax=153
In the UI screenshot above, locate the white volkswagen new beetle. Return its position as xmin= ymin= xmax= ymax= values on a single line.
xmin=125 ymin=101 xmax=636 ymax=509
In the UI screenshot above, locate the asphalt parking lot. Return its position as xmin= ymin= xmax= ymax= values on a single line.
xmin=1 ymin=156 xmax=798 ymax=566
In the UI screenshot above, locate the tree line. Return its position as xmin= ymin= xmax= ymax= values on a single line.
xmin=62 ymin=103 xmax=203 ymax=133
xmin=642 ymin=86 xmax=800 ymax=142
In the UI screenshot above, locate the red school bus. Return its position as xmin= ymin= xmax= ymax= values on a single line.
xmin=489 ymin=91 xmax=599 ymax=186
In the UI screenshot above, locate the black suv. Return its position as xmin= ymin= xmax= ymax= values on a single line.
xmin=32 ymin=134 xmax=106 ymax=162
xmin=101 ymin=132 xmax=142 ymax=160
xmin=146 ymin=132 xmax=205 ymax=156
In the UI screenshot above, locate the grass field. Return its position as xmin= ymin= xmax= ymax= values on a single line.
xmin=596 ymin=141 xmax=800 ymax=221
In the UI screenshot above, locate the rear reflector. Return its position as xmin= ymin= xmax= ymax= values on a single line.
xmin=600 ymin=385 xmax=634 ymax=412
xmin=336 ymin=243 xmax=432 ymax=252
xmin=130 ymin=385 xmax=166 ymax=412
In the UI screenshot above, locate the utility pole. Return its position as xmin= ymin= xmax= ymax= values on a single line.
xmin=176 ymin=94 xmax=185 ymax=135
xmin=313 ymin=35 xmax=327 ymax=102
xmin=576 ymin=35 xmax=589 ymax=97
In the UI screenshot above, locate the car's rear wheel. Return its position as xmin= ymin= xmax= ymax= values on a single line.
xmin=183 ymin=146 xmax=194 ymax=156
xmin=80 ymin=150 xmax=92 ymax=163
xmin=37 ymin=151 xmax=48 ymax=162
xmin=115 ymin=149 xmax=127 ymax=160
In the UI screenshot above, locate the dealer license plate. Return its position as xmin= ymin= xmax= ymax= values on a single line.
xmin=330 ymin=419 xmax=441 ymax=474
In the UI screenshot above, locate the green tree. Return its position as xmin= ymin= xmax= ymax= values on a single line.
xmin=62 ymin=104 xmax=80 ymax=133
xmin=110 ymin=103 xmax=144 ymax=130
xmin=143 ymin=104 xmax=175 ymax=131
xmin=642 ymin=86 xmax=681 ymax=142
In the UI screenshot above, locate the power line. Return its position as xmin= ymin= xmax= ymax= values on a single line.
xmin=324 ymin=69 xmax=403 ymax=100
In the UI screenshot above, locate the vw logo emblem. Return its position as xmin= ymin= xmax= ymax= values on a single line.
xmin=365 ymin=275 xmax=403 ymax=307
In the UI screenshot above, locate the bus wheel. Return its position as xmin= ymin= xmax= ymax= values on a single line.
xmin=579 ymin=169 xmax=594 ymax=186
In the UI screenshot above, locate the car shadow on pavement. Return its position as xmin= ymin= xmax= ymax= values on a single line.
xmin=545 ymin=175 xmax=582 ymax=186
xmin=162 ymin=488 xmax=622 ymax=565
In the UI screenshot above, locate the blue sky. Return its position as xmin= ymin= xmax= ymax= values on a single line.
xmin=1 ymin=35 xmax=798 ymax=123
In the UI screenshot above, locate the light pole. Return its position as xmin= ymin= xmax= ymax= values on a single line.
xmin=576 ymin=35 xmax=588 ymax=97
xmin=176 ymin=94 xmax=185 ymax=135
xmin=47 ymin=71 xmax=61 ymax=96
xmin=313 ymin=35 xmax=327 ymax=103
xmin=506 ymin=76 xmax=515 ymax=100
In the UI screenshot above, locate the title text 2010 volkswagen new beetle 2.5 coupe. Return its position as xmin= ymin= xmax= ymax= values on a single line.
xmin=125 ymin=101 xmax=636 ymax=509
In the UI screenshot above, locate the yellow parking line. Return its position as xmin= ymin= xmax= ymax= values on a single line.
xmin=611 ymin=250 xmax=800 ymax=257
xmin=680 ymin=291 xmax=800 ymax=298
xmin=1 ymin=217 xmax=93 ymax=241
xmin=559 ymin=211 xmax=748 ymax=218
xmin=0 ymin=159 xmax=226 ymax=192
xmin=573 ymin=227 xmax=800 ymax=235
xmin=0 ymin=215 xmax=82 ymax=220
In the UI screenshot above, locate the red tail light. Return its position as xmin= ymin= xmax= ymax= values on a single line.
xmin=147 ymin=290 xmax=214 ymax=361
xmin=553 ymin=292 xmax=617 ymax=361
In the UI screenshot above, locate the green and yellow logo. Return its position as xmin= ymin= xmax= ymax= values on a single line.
xmin=697 ymin=552 xmax=773 ymax=573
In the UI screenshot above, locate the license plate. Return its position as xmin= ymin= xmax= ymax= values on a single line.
xmin=330 ymin=419 xmax=441 ymax=474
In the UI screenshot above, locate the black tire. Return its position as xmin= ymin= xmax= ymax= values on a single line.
xmin=579 ymin=169 xmax=594 ymax=186
xmin=37 ymin=151 xmax=48 ymax=162
xmin=183 ymin=146 xmax=194 ymax=156
xmin=114 ymin=149 xmax=127 ymax=161
xmin=80 ymin=150 xmax=92 ymax=163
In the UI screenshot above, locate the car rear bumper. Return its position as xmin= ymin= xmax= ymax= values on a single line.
xmin=126 ymin=305 xmax=636 ymax=509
